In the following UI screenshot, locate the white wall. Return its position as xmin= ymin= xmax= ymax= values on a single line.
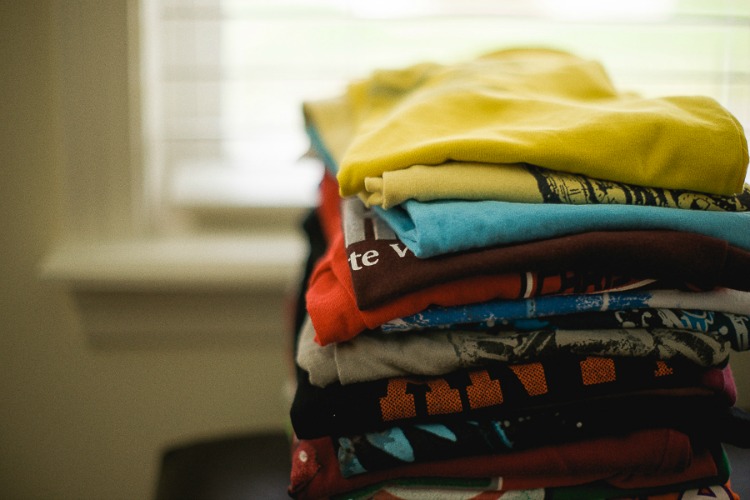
xmin=0 ymin=3 xmax=292 ymax=499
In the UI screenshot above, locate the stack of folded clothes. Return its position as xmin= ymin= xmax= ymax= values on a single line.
xmin=286 ymin=48 xmax=750 ymax=499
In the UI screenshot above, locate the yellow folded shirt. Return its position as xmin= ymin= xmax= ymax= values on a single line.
xmin=361 ymin=162 xmax=750 ymax=211
xmin=305 ymin=48 xmax=748 ymax=198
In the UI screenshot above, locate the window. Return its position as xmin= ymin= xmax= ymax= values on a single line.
xmin=144 ymin=0 xmax=750 ymax=234
xmin=42 ymin=0 xmax=750 ymax=342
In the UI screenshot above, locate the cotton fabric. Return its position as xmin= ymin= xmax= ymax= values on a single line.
xmin=303 ymin=48 xmax=748 ymax=198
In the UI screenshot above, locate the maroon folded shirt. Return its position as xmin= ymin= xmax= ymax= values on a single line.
xmin=288 ymin=428 xmax=719 ymax=499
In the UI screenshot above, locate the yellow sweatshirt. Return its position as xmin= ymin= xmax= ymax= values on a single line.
xmin=304 ymin=48 xmax=748 ymax=198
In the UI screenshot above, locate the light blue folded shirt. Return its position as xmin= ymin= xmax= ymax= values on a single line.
xmin=375 ymin=199 xmax=750 ymax=258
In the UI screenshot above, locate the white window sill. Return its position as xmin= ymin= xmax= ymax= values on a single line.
xmin=39 ymin=233 xmax=307 ymax=348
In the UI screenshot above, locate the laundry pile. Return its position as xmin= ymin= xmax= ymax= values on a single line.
xmin=286 ymin=48 xmax=750 ymax=500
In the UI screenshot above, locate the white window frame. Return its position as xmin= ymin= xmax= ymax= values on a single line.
xmin=39 ymin=0 xmax=305 ymax=345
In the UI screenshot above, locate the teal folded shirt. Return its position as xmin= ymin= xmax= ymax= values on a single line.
xmin=375 ymin=199 xmax=750 ymax=258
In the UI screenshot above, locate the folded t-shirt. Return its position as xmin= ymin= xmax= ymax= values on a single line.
xmin=379 ymin=287 xmax=750 ymax=334
xmin=296 ymin=315 xmax=739 ymax=388
xmin=288 ymin=427 xmax=715 ymax=500
xmin=290 ymin=354 xmax=730 ymax=439
xmin=362 ymin=162 xmax=750 ymax=211
xmin=304 ymin=48 xmax=748 ymax=198
xmin=374 ymin=196 xmax=750 ymax=258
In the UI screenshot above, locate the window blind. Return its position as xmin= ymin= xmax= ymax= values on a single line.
xmin=143 ymin=0 xmax=750 ymax=219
